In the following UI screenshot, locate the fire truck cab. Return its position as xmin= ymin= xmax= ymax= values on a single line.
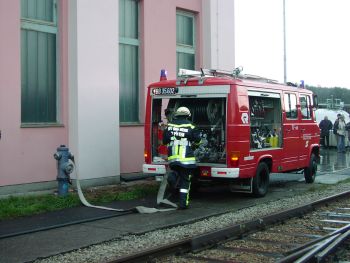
xmin=143 ymin=69 xmax=320 ymax=197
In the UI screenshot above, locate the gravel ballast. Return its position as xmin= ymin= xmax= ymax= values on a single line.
xmin=35 ymin=181 xmax=350 ymax=263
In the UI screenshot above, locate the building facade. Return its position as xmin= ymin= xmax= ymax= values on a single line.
xmin=0 ymin=0 xmax=235 ymax=194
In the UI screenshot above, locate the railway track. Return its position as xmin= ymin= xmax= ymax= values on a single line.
xmin=109 ymin=191 xmax=350 ymax=263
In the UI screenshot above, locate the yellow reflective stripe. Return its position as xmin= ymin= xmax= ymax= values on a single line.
xmin=186 ymin=175 xmax=192 ymax=206
xmin=168 ymin=157 xmax=195 ymax=161
xmin=183 ymin=157 xmax=195 ymax=161
xmin=167 ymin=156 xmax=195 ymax=162
xmin=170 ymin=145 xmax=178 ymax=156
xmin=168 ymin=123 xmax=195 ymax=129
xmin=168 ymin=155 xmax=179 ymax=160
xmin=179 ymin=145 xmax=185 ymax=159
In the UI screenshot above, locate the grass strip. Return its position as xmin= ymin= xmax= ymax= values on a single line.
xmin=0 ymin=183 xmax=159 ymax=221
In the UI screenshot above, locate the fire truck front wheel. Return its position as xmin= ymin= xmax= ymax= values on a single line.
xmin=304 ymin=153 xmax=317 ymax=184
xmin=252 ymin=162 xmax=270 ymax=197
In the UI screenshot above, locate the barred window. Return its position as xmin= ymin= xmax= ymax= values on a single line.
xmin=21 ymin=0 xmax=58 ymax=124
xmin=176 ymin=11 xmax=196 ymax=72
xmin=119 ymin=0 xmax=139 ymax=123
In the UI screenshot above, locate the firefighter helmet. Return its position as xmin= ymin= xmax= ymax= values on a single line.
xmin=175 ymin=107 xmax=191 ymax=117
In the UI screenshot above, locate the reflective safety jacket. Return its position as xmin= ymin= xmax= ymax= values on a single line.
xmin=163 ymin=117 xmax=201 ymax=168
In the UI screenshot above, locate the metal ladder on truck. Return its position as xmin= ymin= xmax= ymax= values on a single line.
xmin=176 ymin=67 xmax=280 ymax=85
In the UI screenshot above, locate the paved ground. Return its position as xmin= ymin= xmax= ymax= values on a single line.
xmin=1 ymin=148 xmax=349 ymax=263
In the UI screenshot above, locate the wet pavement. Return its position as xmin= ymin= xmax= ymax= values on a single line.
xmin=270 ymin=147 xmax=350 ymax=185
xmin=318 ymin=147 xmax=350 ymax=173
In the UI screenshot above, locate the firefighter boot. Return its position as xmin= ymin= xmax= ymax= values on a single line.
xmin=178 ymin=188 xmax=190 ymax=209
xmin=178 ymin=169 xmax=192 ymax=209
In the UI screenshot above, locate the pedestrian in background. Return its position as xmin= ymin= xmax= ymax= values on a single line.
xmin=319 ymin=116 xmax=333 ymax=149
xmin=336 ymin=114 xmax=346 ymax=153
xmin=346 ymin=115 xmax=350 ymax=151
xmin=333 ymin=113 xmax=341 ymax=144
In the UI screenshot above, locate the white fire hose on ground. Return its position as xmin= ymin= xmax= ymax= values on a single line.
xmin=70 ymin=160 xmax=177 ymax=214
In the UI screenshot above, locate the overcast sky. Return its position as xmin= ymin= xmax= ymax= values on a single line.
xmin=234 ymin=0 xmax=350 ymax=88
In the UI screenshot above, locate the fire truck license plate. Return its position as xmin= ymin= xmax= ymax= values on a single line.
xmin=152 ymin=87 xmax=178 ymax=95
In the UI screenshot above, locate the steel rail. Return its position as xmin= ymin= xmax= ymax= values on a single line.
xmin=296 ymin=236 xmax=340 ymax=263
xmin=108 ymin=190 xmax=350 ymax=263
xmin=277 ymin=219 xmax=350 ymax=262
xmin=286 ymin=224 xmax=350 ymax=263
xmin=316 ymin=229 xmax=350 ymax=261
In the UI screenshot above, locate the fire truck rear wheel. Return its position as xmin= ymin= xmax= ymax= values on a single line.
xmin=252 ymin=162 xmax=270 ymax=197
xmin=304 ymin=153 xmax=317 ymax=183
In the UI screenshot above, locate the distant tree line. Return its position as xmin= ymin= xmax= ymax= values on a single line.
xmin=306 ymin=85 xmax=350 ymax=104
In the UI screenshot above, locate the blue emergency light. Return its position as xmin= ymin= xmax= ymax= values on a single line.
xmin=160 ymin=69 xmax=167 ymax=81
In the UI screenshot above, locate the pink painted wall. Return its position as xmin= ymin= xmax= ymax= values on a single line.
xmin=120 ymin=0 xmax=202 ymax=174
xmin=0 ymin=0 xmax=202 ymax=181
xmin=0 ymin=0 xmax=69 ymax=186
xmin=120 ymin=126 xmax=144 ymax=173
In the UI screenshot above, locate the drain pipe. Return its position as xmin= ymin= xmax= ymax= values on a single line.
xmin=54 ymin=145 xmax=74 ymax=196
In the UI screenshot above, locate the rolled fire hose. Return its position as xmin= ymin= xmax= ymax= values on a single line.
xmin=70 ymin=160 xmax=177 ymax=214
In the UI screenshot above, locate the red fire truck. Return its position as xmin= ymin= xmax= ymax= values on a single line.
xmin=143 ymin=69 xmax=320 ymax=197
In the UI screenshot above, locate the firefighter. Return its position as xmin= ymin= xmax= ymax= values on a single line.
xmin=163 ymin=106 xmax=201 ymax=209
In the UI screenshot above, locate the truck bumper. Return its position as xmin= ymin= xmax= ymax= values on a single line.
xmin=143 ymin=164 xmax=166 ymax=174
xmin=143 ymin=164 xmax=239 ymax=179
xmin=211 ymin=167 xmax=239 ymax=178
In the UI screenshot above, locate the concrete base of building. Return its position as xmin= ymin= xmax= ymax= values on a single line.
xmin=0 ymin=175 xmax=122 ymax=198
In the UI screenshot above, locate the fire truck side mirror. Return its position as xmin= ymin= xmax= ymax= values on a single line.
xmin=312 ymin=94 xmax=319 ymax=108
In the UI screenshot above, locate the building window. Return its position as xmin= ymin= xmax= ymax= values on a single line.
xmin=176 ymin=11 xmax=196 ymax=72
xmin=119 ymin=0 xmax=139 ymax=123
xmin=284 ymin=93 xmax=298 ymax=119
xmin=21 ymin=0 xmax=58 ymax=124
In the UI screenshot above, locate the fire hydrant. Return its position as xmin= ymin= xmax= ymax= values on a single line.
xmin=54 ymin=145 xmax=74 ymax=196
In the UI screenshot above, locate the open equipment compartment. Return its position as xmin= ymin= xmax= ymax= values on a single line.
xmin=151 ymin=96 xmax=227 ymax=164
